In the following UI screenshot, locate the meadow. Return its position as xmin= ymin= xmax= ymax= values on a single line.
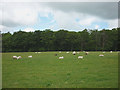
xmin=2 ymin=51 xmax=118 ymax=88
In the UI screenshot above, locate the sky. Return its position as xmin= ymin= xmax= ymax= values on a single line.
xmin=0 ymin=0 xmax=119 ymax=33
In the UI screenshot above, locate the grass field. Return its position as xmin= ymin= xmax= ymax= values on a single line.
xmin=2 ymin=51 xmax=118 ymax=88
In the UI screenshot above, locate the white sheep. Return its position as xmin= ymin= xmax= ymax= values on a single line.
xmin=17 ymin=56 xmax=22 ymax=60
xmin=85 ymin=52 xmax=89 ymax=55
xmin=13 ymin=56 xmax=21 ymax=60
xmin=18 ymin=56 xmax=22 ymax=58
xmin=110 ymin=51 xmax=112 ymax=53
xmin=66 ymin=52 xmax=69 ymax=53
xmin=78 ymin=56 xmax=83 ymax=59
xmin=103 ymin=51 xmax=105 ymax=53
xmin=59 ymin=56 xmax=64 ymax=59
xmin=73 ymin=51 xmax=76 ymax=55
xmin=28 ymin=55 xmax=32 ymax=58
xmin=59 ymin=51 xmax=61 ymax=53
xmin=77 ymin=52 xmax=80 ymax=54
xmin=38 ymin=52 xmax=41 ymax=53
xmin=99 ymin=54 xmax=104 ymax=57
xmin=13 ymin=56 xmax=17 ymax=59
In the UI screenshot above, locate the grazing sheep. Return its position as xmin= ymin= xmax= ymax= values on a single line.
xmin=77 ymin=52 xmax=80 ymax=54
xmin=17 ymin=56 xmax=22 ymax=60
xmin=73 ymin=51 xmax=76 ymax=55
xmin=28 ymin=55 xmax=32 ymax=58
xmin=18 ymin=56 xmax=22 ymax=58
xmin=13 ymin=56 xmax=17 ymax=59
xmin=38 ymin=52 xmax=41 ymax=53
xmin=110 ymin=51 xmax=112 ymax=53
xmin=59 ymin=51 xmax=61 ymax=53
xmin=66 ymin=52 xmax=69 ymax=53
xmin=35 ymin=52 xmax=37 ymax=53
xmin=78 ymin=56 xmax=83 ymax=59
xmin=103 ymin=51 xmax=105 ymax=53
xmin=13 ymin=56 xmax=21 ymax=60
xmin=99 ymin=54 xmax=104 ymax=57
xmin=85 ymin=52 xmax=89 ymax=55
xmin=59 ymin=56 xmax=64 ymax=59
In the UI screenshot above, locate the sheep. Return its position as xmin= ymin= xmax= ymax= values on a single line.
xmin=77 ymin=52 xmax=80 ymax=54
xmin=73 ymin=51 xmax=76 ymax=55
xmin=17 ymin=56 xmax=22 ymax=60
xmin=59 ymin=56 xmax=64 ymax=59
xmin=78 ymin=56 xmax=83 ymax=59
xmin=59 ymin=51 xmax=61 ymax=53
xmin=38 ymin=52 xmax=41 ymax=53
xmin=13 ymin=56 xmax=21 ymax=60
xmin=110 ymin=51 xmax=112 ymax=53
xmin=13 ymin=56 xmax=17 ymax=59
xmin=28 ymin=55 xmax=32 ymax=58
xmin=99 ymin=54 xmax=104 ymax=57
xmin=18 ymin=56 xmax=22 ymax=58
xmin=66 ymin=52 xmax=69 ymax=53
xmin=35 ymin=52 xmax=37 ymax=53
xmin=85 ymin=52 xmax=89 ymax=55
xmin=103 ymin=51 xmax=105 ymax=53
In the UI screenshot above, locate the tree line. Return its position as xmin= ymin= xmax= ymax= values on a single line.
xmin=2 ymin=28 xmax=120 ymax=52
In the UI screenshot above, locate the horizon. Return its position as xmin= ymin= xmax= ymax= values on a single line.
xmin=1 ymin=27 xmax=119 ymax=34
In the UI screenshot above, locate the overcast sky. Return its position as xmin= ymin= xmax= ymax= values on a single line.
xmin=0 ymin=0 xmax=119 ymax=33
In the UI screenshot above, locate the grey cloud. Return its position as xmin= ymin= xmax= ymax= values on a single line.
xmin=2 ymin=20 xmax=21 ymax=27
xmin=45 ymin=2 xmax=118 ymax=19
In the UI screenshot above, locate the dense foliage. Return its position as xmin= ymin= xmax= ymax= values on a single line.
xmin=2 ymin=28 xmax=120 ymax=52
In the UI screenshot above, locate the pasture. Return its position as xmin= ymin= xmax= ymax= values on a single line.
xmin=2 ymin=51 xmax=118 ymax=88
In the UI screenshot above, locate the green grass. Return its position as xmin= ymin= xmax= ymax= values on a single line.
xmin=2 ymin=51 xmax=118 ymax=88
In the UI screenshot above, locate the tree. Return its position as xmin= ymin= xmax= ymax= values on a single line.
xmin=78 ymin=29 xmax=90 ymax=51
xmin=2 ymin=28 xmax=119 ymax=52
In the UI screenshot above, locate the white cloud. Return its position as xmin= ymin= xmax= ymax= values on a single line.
xmin=22 ymin=28 xmax=35 ymax=32
xmin=107 ymin=19 xmax=118 ymax=29
xmin=0 ymin=25 xmax=7 ymax=30
xmin=0 ymin=25 xmax=14 ymax=33
xmin=52 ymin=11 xmax=101 ymax=30
xmin=0 ymin=3 xmax=52 ymax=33
xmin=95 ymin=25 xmax=99 ymax=29
xmin=2 ymin=4 xmax=38 ymax=27
xmin=78 ymin=17 xmax=96 ymax=26
xmin=52 ymin=11 xmax=80 ymax=30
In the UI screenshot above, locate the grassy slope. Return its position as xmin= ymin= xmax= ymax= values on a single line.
xmin=2 ymin=52 xmax=118 ymax=88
